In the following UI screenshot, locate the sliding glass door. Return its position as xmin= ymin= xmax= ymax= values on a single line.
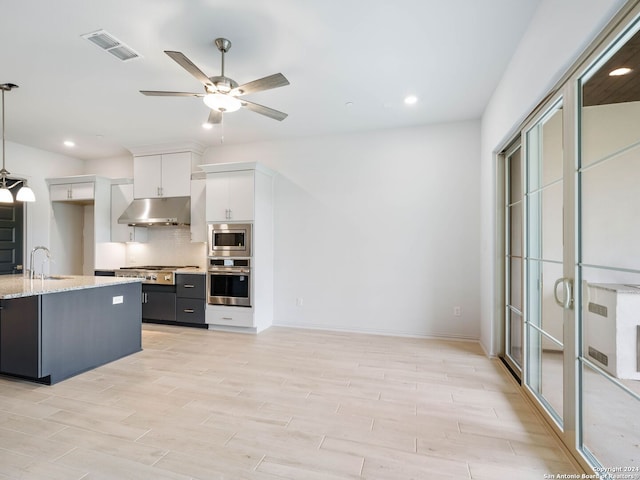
xmin=500 ymin=5 xmax=640 ymax=473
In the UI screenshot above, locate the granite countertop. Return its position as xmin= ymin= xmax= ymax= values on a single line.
xmin=95 ymin=267 xmax=206 ymax=275
xmin=175 ymin=267 xmax=205 ymax=275
xmin=0 ymin=275 xmax=142 ymax=299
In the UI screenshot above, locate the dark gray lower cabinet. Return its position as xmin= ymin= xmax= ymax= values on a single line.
xmin=142 ymin=285 xmax=176 ymax=322
xmin=0 ymin=282 xmax=141 ymax=384
xmin=176 ymin=274 xmax=206 ymax=325
xmin=139 ymin=275 xmax=205 ymax=327
xmin=0 ymin=296 xmax=41 ymax=378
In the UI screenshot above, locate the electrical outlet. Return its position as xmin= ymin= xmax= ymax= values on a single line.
xmin=453 ymin=306 xmax=462 ymax=317
xmin=296 ymin=297 xmax=303 ymax=307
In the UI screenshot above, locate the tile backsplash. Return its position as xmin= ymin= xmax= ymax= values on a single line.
xmin=125 ymin=227 xmax=207 ymax=269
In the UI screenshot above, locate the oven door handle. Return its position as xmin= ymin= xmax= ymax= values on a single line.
xmin=208 ymin=269 xmax=250 ymax=275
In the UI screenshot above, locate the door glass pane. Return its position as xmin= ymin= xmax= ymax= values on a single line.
xmin=579 ymin=21 xmax=640 ymax=472
xmin=526 ymin=103 xmax=564 ymax=426
xmin=510 ymin=257 xmax=522 ymax=311
xmin=509 ymin=310 xmax=523 ymax=367
xmin=581 ymin=153 xmax=640 ymax=270
xmin=509 ymin=204 xmax=522 ymax=258
xmin=505 ymin=145 xmax=524 ymax=373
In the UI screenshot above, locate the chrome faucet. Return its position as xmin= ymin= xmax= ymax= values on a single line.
xmin=29 ymin=246 xmax=51 ymax=279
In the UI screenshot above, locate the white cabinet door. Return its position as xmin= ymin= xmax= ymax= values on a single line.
xmin=111 ymin=184 xmax=147 ymax=243
xmin=206 ymin=170 xmax=254 ymax=222
xmin=190 ymin=178 xmax=206 ymax=242
xmin=50 ymin=184 xmax=71 ymax=201
xmin=134 ymin=155 xmax=162 ymax=198
xmin=206 ymin=174 xmax=229 ymax=222
xmin=227 ymin=170 xmax=254 ymax=221
xmin=71 ymin=182 xmax=95 ymax=200
xmin=161 ymin=152 xmax=192 ymax=198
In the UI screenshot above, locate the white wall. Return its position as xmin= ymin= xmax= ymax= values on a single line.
xmin=83 ymin=154 xmax=133 ymax=179
xmin=202 ymin=121 xmax=481 ymax=339
xmin=479 ymin=0 xmax=627 ymax=355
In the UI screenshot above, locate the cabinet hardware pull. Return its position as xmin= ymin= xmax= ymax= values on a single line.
xmin=183 ymin=309 xmax=195 ymax=313
xmin=222 ymin=317 xmax=233 ymax=320
xmin=184 ymin=284 xmax=195 ymax=288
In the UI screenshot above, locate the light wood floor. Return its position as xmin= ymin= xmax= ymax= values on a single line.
xmin=0 ymin=324 xmax=579 ymax=479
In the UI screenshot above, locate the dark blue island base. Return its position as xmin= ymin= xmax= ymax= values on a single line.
xmin=0 ymin=281 xmax=141 ymax=385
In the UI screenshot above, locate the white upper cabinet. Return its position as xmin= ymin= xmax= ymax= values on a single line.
xmin=133 ymin=152 xmax=192 ymax=199
xmin=49 ymin=181 xmax=95 ymax=203
xmin=206 ymin=169 xmax=255 ymax=222
xmin=190 ymin=176 xmax=206 ymax=242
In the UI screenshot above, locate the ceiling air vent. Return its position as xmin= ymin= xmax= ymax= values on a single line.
xmin=81 ymin=29 xmax=141 ymax=62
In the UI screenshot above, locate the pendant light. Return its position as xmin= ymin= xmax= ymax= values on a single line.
xmin=0 ymin=83 xmax=35 ymax=204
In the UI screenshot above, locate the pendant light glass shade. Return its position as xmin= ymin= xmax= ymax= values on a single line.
xmin=0 ymin=185 xmax=13 ymax=203
xmin=16 ymin=184 xmax=35 ymax=202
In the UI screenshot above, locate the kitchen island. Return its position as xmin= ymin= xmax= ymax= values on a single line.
xmin=0 ymin=275 xmax=142 ymax=384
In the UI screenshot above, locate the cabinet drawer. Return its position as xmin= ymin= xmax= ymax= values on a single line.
xmin=176 ymin=298 xmax=206 ymax=324
xmin=176 ymin=274 xmax=205 ymax=299
xmin=206 ymin=307 xmax=254 ymax=327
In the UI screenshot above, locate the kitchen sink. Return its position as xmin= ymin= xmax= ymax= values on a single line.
xmin=42 ymin=275 xmax=72 ymax=280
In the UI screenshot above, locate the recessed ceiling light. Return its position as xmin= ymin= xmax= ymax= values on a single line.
xmin=64 ymin=140 xmax=75 ymax=147
xmin=202 ymin=122 xmax=214 ymax=130
xmin=345 ymin=101 xmax=354 ymax=108
xmin=609 ymin=67 xmax=632 ymax=76
xmin=404 ymin=95 xmax=418 ymax=105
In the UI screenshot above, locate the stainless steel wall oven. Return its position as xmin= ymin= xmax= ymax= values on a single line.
xmin=207 ymin=258 xmax=251 ymax=307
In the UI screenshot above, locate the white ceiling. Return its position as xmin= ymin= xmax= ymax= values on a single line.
xmin=0 ymin=0 xmax=540 ymax=160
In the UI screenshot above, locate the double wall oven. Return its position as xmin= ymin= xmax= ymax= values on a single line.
xmin=207 ymin=223 xmax=252 ymax=307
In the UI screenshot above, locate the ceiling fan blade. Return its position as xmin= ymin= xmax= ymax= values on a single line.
xmin=231 ymin=73 xmax=289 ymax=96
xmin=164 ymin=51 xmax=213 ymax=88
xmin=207 ymin=109 xmax=222 ymax=125
xmin=140 ymin=90 xmax=204 ymax=97
xmin=240 ymin=99 xmax=288 ymax=121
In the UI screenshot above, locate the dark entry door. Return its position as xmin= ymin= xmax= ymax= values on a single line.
xmin=0 ymin=179 xmax=24 ymax=275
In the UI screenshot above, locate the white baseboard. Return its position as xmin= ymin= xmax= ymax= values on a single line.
xmin=271 ymin=321 xmax=479 ymax=343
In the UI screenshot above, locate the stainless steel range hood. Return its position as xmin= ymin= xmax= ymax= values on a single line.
xmin=118 ymin=197 xmax=191 ymax=226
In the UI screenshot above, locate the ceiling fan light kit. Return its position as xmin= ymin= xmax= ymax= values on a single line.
xmin=141 ymin=37 xmax=289 ymax=125
xmin=203 ymin=93 xmax=241 ymax=112
xmin=0 ymin=83 xmax=36 ymax=204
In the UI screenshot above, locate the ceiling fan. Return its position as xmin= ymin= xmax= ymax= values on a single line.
xmin=140 ymin=38 xmax=289 ymax=125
